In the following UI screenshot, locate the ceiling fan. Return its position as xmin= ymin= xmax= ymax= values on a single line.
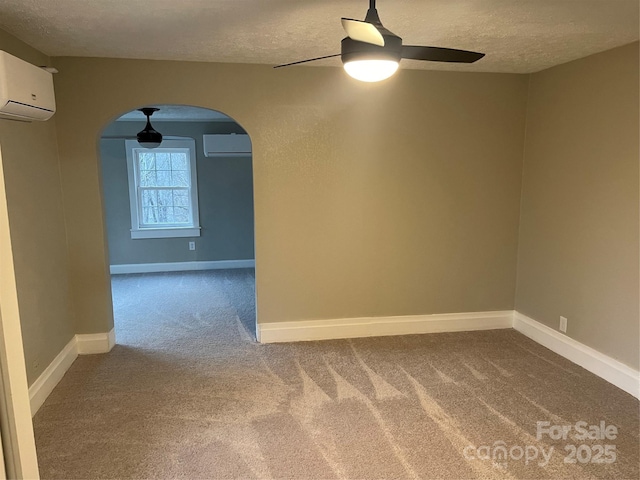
xmin=274 ymin=0 xmax=485 ymax=82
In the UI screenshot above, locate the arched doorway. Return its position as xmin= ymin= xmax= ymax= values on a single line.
xmin=98 ymin=104 xmax=257 ymax=343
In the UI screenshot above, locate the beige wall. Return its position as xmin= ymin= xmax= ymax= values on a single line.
xmin=516 ymin=42 xmax=639 ymax=369
xmin=51 ymin=57 xmax=529 ymax=331
xmin=0 ymin=31 xmax=76 ymax=384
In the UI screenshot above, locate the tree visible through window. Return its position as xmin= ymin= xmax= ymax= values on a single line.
xmin=138 ymin=149 xmax=191 ymax=225
xmin=125 ymin=139 xmax=200 ymax=239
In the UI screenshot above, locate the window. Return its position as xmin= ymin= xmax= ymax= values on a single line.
xmin=125 ymin=138 xmax=200 ymax=239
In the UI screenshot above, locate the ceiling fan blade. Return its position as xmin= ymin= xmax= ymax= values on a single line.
xmin=401 ymin=46 xmax=485 ymax=63
xmin=341 ymin=18 xmax=385 ymax=46
xmin=274 ymin=54 xmax=341 ymax=69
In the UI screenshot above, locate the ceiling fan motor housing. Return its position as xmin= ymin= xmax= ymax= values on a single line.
xmin=341 ymin=35 xmax=402 ymax=64
xmin=137 ymin=107 xmax=163 ymax=148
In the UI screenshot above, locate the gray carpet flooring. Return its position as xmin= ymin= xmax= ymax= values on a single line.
xmin=33 ymin=270 xmax=639 ymax=479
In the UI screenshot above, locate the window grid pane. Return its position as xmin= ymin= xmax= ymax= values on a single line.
xmin=139 ymin=188 xmax=191 ymax=226
xmin=136 ymin=148 xmax=192 ymax=227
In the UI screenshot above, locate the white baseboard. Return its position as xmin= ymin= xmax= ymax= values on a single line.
xmin=110 ymin=260 xmax=255 ymax=275
xmin=76 ymin=329 xmax=116 ymax=354
xmin=28 ymin=336 xmax=78 ymax=416
xmin=29 ymin=329 xmax=116 ymax=416
xmin=257 ymin=310 xmax=513 ymax=344
xmin=513 ymin=312 xmax=639 ymax=399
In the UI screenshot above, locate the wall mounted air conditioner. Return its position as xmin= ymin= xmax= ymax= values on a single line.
xmin=0 ymin=50 xmax=56 ymax=122
xmin=203 ymin=133 xmax=251 ymax=157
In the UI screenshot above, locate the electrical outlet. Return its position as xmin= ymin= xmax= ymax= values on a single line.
xmin=33 ymin=357 xmax=40 ymax=371
xmin=189 ymin=241 xmax=196 ymax=251
xmin=559 ymin=316 xmax=568 ymax=333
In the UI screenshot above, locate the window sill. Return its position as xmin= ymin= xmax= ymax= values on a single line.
xmin=131 ymin=227 xmax=201 ymax=239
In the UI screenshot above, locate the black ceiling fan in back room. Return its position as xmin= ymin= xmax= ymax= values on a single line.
xmin=275 ymin=0 xmax=485 ymax=82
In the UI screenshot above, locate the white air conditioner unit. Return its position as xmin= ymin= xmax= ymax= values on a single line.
xmin=0 ymin=50 xmax=56 ymax=122
xmin=203 ymin=133 xmax=251 ymax=157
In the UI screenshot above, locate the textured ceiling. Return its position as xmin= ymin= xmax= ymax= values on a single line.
xmin=0 ymin=0 xmax=637 ymax=73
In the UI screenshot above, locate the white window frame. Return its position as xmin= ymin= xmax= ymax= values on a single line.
xmin=125 ymin=138 xmax=201 ymax=239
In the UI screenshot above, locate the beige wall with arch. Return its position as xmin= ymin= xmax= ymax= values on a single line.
xmin=2 ymin=25 xmax=636 ymax=385
xmin=52 ymin=57 xmax=529 ymax=334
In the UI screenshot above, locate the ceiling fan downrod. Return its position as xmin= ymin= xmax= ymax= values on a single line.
xmin=366 ymin=0 xmax=382 ymax=25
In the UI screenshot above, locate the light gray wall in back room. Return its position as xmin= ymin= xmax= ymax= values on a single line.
xmin=100 ymin=120 xmax=254 ymax=265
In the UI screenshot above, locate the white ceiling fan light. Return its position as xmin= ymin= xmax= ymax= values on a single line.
xmin=343 ymin=59 xmax=399 ymax=82
xmin=339 ymin=25 xmax=403 ymax=83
